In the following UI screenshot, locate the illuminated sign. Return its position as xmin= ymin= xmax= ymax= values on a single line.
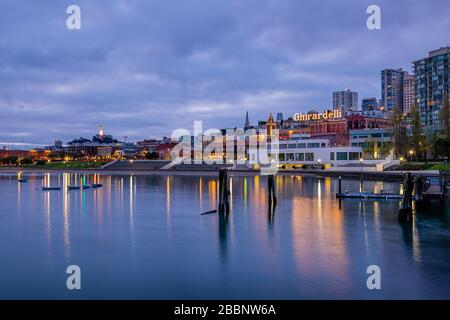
xmin=294 ymin=110 xmax=342 ymax=121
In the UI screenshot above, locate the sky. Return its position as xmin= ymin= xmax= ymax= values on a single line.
xmin=0 ymin=0 xmax=449 ymax=147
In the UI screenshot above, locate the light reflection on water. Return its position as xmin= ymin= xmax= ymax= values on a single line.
xmin=0 ymin=172 xmax=450 ymax=299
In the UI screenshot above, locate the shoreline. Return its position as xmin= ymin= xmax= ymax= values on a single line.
xmin=0 ymin=167 xmax=440 ymax=181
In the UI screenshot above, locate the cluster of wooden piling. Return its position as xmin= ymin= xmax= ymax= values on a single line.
xmin=215 ymin=169 xmax=277 ymax=217
xmin=398 ymin=172 xmax=448 ymax=222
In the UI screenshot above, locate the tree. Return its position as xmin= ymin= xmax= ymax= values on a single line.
xmin=392 ymin=106 xmax=408 ymax=159
xmin=440 ymin=93 xmax=450 ymax=138
xmin=19 ymin=158 xmax=33 ymax=166
xmin=424 ymin=127 xmax=437 ymax=163
xmin=145 ymin=151 xmax=159 ymax=160
xmin=0 ymin=156 xmax=18 ymax=166
xmin=435 ymin=138 xmax=450 ymax=159
xmin=410 ymin=104 xmax=425 ymax=160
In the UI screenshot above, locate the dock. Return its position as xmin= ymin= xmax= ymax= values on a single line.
xmin=336 ymin=191 xmax=402 ymax=199
xmin=423 ymin=185 xmax=446 ymax=200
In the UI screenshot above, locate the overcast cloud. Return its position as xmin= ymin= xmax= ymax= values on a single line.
xmin=0 ymin=0 xmax=449 ymax=146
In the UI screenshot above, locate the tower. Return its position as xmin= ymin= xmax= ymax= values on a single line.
xmin=98 ymin=125 xmax=104 ymax=137
xmin=266 ymin=113 xmax=276 ymax=136
xmin=244 ymin=111 xmax=251 ymax=130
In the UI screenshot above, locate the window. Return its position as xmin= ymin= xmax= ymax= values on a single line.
xmin=305 ymin=153 xmax=314 ymax=161
xmin=295 ymin=153 xmax=303 ymax=161
xmin=279 ymin=153 xmax=285 ymax=161
xmin=321 ymin=143 xmax=326 ymax=148
xmin=288 ymin=144 xmax=297 ymax=149
xmin=330 ymin=152 xmax=335 ymax=160
xmin=280 ymin=144 xmax=287 ymax=149
xmin=349 ymin=152 xmax=360 ymax=160
xmin=298 ymin=143 xmax=306 ymax=148
xmin=337 ymin=152 xmax=348 ymax=160
xmin=307 ymin=143 xmax=320 ymax=148
xmin=287 ymin=153 xmax=295 ymax=161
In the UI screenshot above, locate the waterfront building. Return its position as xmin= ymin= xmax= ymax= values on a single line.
xmin=277 ymin=134 xmax=362 ymax=167
xmin=403 ymin=73 xmax=416 ymax=116
xmin=349 ymin=128 xmax=393 ymax=159
xmin=381 ymin=68 xmax=408 ymax=111
xmin=414 ymin=46 xmax=450 ymax=129
xmin=346 ymin=114 xmax=393 ymax=130
xmin=158 ymin=142 xmax=178 ymax=160
xmin=333 ymin=89 xmax=358 ymax=114
xmin=361 ymin=98 xmax=378 ymax=111
xmin=53 ymin=140 xmax=63 ymax=149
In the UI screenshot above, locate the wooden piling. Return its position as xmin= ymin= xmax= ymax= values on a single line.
xmin=398 ymin=172 xmax=413 ymax=222
xmin=414 ymin=176 xmax=424 ymax=202
xmin=267 ymin=175 xmax=277 ymax=223
xmin=268 ymin=175 xmax=277 ymax=207
xmin=218 ymin=169 xmax=230 ymax=214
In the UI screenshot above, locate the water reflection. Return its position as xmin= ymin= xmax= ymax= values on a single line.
xmin=2 ymin=172 xmax=450 ymax=299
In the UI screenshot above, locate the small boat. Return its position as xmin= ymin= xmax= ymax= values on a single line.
xmin=42 ymin=186 xmax=61 ymax=191
xmin=81 ymin=185 xmax=91 ymax=189
xmin=67 ymin=186 xmax=80 ymax=190
xmin=91 ymin=183 xmax=103 ymax=188
xmin=18 ymin=179 xmax=27 ymax=183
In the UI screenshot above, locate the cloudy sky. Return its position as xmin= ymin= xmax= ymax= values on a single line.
xmin=0 ymin=0 xmax=449 ymax=147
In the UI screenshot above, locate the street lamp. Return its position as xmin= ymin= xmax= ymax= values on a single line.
xmin=359 ymin=158 xmax=364 ymax=181
xmin=400 ymin=157 xmax=404 ymax=174
xmin=409 ymin=149 xmax=414 ymax=162
xmin=359 ymin=158 xmax=364 ymax=190
xmin=318 ymin=159 xmax=322 ymax=170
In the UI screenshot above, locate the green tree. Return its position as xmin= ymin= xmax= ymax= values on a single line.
xmin=435 ymin=138 xmax=450 ymax=159
xmin=19 ymin=158 xmax=33 ymax=166
xmin=0 ymin=156 xmax=18 ymax=166
xmin=393 ymin=106 xmax=408 ymax=159
xmin=424 ymin=127 xmax=437 ymax=163
xmin=440 ymin=92 xmax=450 ymax=138
xmin=410 ymin=104 xmax=425 ymax=160
xmin=145 ymin=151 xmax=159 ymax=160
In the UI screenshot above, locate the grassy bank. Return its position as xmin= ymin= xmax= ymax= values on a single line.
xmin=1 ymin=161 xmax=108 ymax=170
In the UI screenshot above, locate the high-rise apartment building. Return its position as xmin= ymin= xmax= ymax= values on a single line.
xmin=414 ymin=46 xmax=450 ymax=129
xmin=381 ymin=68 xmax=407 ymax=111
xmin=361 ymin=97 xmax=378 ymax=111
xmin=402 ymin=73 xmax=416 ymax=116
xmin=333 ymin=89 xmax=358 ymax=114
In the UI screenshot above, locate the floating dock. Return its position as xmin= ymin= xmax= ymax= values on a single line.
xmin=336 ymin=191 xmax=402 ymax=199
xmin=42 ymin=187 xmax=61 ymax=191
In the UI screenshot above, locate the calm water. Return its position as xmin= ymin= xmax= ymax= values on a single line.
xmin=1 ymin=172 xmax=450 ymax=299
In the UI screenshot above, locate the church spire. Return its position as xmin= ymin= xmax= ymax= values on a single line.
xmin=244 ymin=111 xmax=251 ymax=130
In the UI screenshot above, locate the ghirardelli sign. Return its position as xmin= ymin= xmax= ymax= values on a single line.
xmin=293 ymin=110 xmax=342 ymax=121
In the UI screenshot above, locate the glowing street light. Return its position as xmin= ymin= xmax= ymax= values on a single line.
xmin=359 ymin=158 xmax=364 ymax=183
